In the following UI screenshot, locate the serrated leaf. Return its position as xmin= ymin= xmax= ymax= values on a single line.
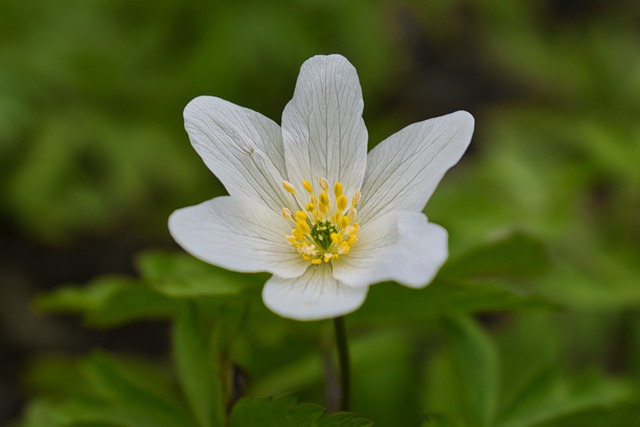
xmin=443 ymin=315 xmax=499 ymax=427
xmin=172 ymin=301 xmax=224 ymax=427
xmin=229 ymin=395 xmax=373 ymax=427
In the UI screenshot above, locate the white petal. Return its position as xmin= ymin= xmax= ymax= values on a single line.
xmin=184 ymin=96 xmax=292 ymax=212
xmin=333 ymin=211 xmax=448 ymax=288
xmin=282 ymin=55 xmax=368 ymax=197
xmin=358 ymin=111 xmax=474 ymax=223
xmin=168 ymin=196 xmax=308 ymax=278
xmin=262 ymin=265 xmax=368 ymax=321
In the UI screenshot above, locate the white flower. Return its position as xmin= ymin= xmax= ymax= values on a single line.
xmin=169 ymin=54 xmax=474 ymax=321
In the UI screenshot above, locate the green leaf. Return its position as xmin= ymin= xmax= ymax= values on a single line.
xmin=172 ymin=301 xmax=225 ymax=427
xmin=443 ymin=315 xmax=499 ymax=427
xmin=87 ymin=285 xmax=176 ymax=326
xmin=80 ymin=352 xmax=196 ymax=427
xmin=34 ymin=276 xmax=176 ymax=327
xmin=442 ymin=231 xmax=548 ymax=281
xmin=20 ymin=399 xmax=77 ymax=427
xmin=352 ymin=279 xmax=552 ymax=323
xmin=137 ymin=250 xmax=263 ymax=298
xmin=496 ymin=366 xmax=634 ymax=427
xmin=229 ymin=395 xmax=373 ymax=427
xmin=34 ymin=276 xmax=131 ymax=314
xmin=422 ymin=413 xmax=467 ymax=427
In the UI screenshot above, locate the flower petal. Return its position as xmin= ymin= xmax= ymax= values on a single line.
xmin=262 ymin=265 xmax=368 ymax=321
xmin=333 ymin=211 xmax=448 ymax=288
xmin=282 ymin=54 xmax=368 ymax=197
xmin=184 ymin=96 xmax=292 ymax=212
xmin=358 ymin=111 xmax=474 ymax=223
xmin=168 ymin=196 xmax=308 ymax=278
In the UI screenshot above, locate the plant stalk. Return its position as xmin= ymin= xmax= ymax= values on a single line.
xmin=333 ymin=316 xmax=350 ymax=411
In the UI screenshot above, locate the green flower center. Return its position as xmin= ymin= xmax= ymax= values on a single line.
xmin=310 ymin=220 xmax=338 ymax=250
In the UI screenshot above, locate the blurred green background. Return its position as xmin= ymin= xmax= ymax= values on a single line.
xmin=2 ymin=0 xmax=640 ymax=426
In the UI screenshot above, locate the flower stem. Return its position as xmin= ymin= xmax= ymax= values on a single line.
xmin=333 ymin=316 xmax=350 ymax=411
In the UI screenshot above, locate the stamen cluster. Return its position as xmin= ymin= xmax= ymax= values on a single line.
xmin=281 ymin=177 xmax=360 ymax=264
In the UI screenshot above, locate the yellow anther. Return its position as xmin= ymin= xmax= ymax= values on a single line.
xmin=319 ymin=192 xmax=330 ymax=207
xmin=292 ymin=229 xmax=305 ymax=240
xmin=295 ymin=210 xmax=307 ymax=221
xmin=352 ymin=191 xmax=361 ymax=207
xmin=324 ymin=253 xmax=333 ymax=263
xmin=338 ymin=215 xmax=350 ymax=228
xmin=330 ymin=233 xmax=343 ymax=244
xmin=281 ymin=207 xmax=292 ymax=219
xmin=285 ymin=235 xmax=297 ymax=245
xmin=311 ymin=258 xmax=322 ymax=265
xmin=347 ymin=234 xmax=357 ymax=245
xmin=282 ymin=180 xmax=296 ymax=194
xmin=337 ymin=195 xmax=348 ymax=211
xmin=302 ymin=180 xmax=313 ymax=193
xmin=347 ymin=207 xmax=357 ymax=220
xmin=334 ymin=182 xmax=343 ymax=197
xmin=338 ymin=242 xmax=351 ymax=255
xmin=296 ymin=221 xmax=310 ymax=234
xmin=305 ymin=203 xmax=315 ymax=212
xmin=319 ymin=177 xmax=329 ymax=191
xmin=301 ymin=245 xmax=317 ymax=256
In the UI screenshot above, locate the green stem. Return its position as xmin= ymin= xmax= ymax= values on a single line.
xmin=334 ymin=316 xmax=351 ymax=411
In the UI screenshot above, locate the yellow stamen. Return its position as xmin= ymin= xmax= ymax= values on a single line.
xmin=282 ymin=180 xmax=296 ymax=194
xmin=337 ymin=195 xmax=348 ymax=211
xmin=324 ymin=253 xmax=333 ymax=263
xmin=347 ymin=207 xmax=357 ymax=220
xmin=296 ymin=221 xmax=310 ymax=234
xmin=285 ymin=236 xmax=299 ymax=246
xmin=334 ymin=182 xmax=343 ymax=197
xmin=319 ymin=192 xmax=330 ymax=207
xmin=319 ymin=177 xmax=329 ymax=191
xmin=281 ymin=207 xmax=292 ymax=219
xmin=330 ymin=233 xmax=343 ymax=244
xmin=352 ymin=191 xmax=361 ymax=207
xmin=301 ymin=245 xmax=317 ymax=256
xmin=338 ymin=242 xmax=350 ymax=255
xmin=311 ymin=258 xmax=322 ymax=265
xmin=295 ymin=210 xmax=307 ymax=222
xmin=305 ymin=203 xmax=315 ymax=212
xmin=302 ymin=180 xmax=313 ymax=193
xmin=338 ymin=215 xmax=350 ymax=228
